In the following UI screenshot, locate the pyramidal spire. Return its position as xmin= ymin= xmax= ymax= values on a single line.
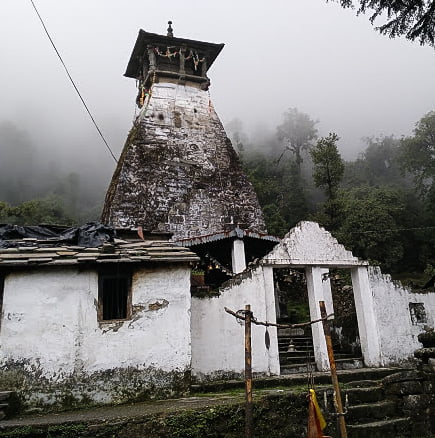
xmin=101 ymin=28 xmax=267 ymax=240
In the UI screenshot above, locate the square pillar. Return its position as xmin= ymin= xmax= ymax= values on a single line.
xmin=351 ymin=266 xmax=382 ymax=367
xmin=320 ymin=268 xmax=334 ymax=319
xmin=231 ymin=238 xmax=246 ymax=274
xmin=305 ymin=266 xmax=329 ymax=371
xmin=262 ymin=266 xmax=280 ymax=376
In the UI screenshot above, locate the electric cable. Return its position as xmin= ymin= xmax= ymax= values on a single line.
xmin=29 ymin=0 xmax=118 ymax=163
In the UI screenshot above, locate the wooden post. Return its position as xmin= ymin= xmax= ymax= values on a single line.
xmin=245 ymin=304 xmax=253 ymax=438
xmin=319 ymin=301 xmax=347 ymax=438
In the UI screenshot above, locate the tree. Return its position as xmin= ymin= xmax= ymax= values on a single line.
xmin=0 ymin=121 xmax=35 ymax=203
xmin=0 ymin=197 xmax=76 ymax=226
xmin=277 ymin=108 xmax=318 ymax=175
xmin=335 ymin=186 xmax=407 ymax=271
xmin=399 ymin=110 xmax=435 ymax=195
xmin=310 ymin=133 xmax=344 ymax=200
xmin=342 ymin=135 xmax=407 ymax=188
xmin=242 ymin=152 xmax=310 ymax=236
xmin=310 ymin=133 xmax=344 ymax=231
xmin=333 ymin=0 xmax=435 ymax=46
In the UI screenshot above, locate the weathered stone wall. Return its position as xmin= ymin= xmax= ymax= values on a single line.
xmin=102 ymin=81 xmax=266 ymax=239
xmin=191 ymin=265 xmax=280 ymax=379
xmin=0 ymin=265 xmax=192 ymax=409
xmin=383 ymin=370 xmax=435 ymax=436
xmin=369 ymin=266 xmax=435 ymax=366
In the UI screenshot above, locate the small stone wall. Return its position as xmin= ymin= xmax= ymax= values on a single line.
xmin=383 ymin=370 xmax=435 ymax=435
xmin=369 ymin=266 xmax=435 ymax=366
xmin=191 ymin=265 xmax=280 ymax=380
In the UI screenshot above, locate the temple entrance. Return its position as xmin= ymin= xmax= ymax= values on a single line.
xmin=329 ymin=269 xmax=362 ymax=365
xmin=274 ymin=267 xmax=363 ymax=373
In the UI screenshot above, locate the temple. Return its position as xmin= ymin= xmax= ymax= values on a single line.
xmin=101 ymin=23 xmax=267 ymax=241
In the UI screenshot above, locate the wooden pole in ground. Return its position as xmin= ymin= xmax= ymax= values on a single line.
xmin=244 ymin=304 xmax=253 ymax=438
xmin=319 ymin=300 xmax=347 ymax=438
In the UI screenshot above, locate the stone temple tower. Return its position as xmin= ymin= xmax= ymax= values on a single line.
xmin=102 ymin=23 xmax=267 ymax=241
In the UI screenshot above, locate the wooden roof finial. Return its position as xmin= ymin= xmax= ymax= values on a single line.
xmin=167 ymin=20 xmax=174 ymax=37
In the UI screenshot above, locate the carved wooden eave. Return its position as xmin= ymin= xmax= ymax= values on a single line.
xmin=262 ymin=221 xmax=368 ymax=268
xmin=124 ymin=29 xmax=224 ymax=88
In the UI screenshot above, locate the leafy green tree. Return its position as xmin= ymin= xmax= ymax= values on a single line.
xmin=309 ymin=133 xmax=344 ymax=231
xmin=342 ymin=136 xmax=408 ymax=189
xmin=242 ymin=153 xmax=310 ymax=236
xmin=399 ymin=110 xmax=435 ymax=195
xmin=332 ymin=0 xmax=435 ymax=46
xmin=276 ymin=108 xmax=318 ymax=175
xmin=0 ymin=197 xmax=76 ymax=226
xmin=311 ymin=133 xmax=344 ymax=200
xmin=335 ymin=186 xmax=407 ymax=271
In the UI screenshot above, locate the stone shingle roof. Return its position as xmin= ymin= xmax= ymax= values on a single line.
xmin=0 ymin=239 xmax=199 ymax=268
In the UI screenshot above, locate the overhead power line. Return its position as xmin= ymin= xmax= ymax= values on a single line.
xmin=351 ymin=226 xmax=435 ymax=234
xmin=29 ymin=0 xmax=118 ymax=163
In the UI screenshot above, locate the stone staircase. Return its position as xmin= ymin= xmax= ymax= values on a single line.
xmin=278 ymin=327 xmax=364 ymax=374
xmin=0 ymin=391 xmax=16 ymax=420
xmin=191 ymin=367 xmax=430 ymax=437
xmin=332 ymin=379 xmax=411 ymax=437
xmin=315 ymin=369 xmax=434 ymax=437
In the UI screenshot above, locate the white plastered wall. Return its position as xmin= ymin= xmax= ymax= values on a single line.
xmin=191 ymin=265 xmax=279 ymax=379
xmin=0 ymin=265 xmax=191 ymax=380
xmin=369 ymin=266 xmax=435 ymax=365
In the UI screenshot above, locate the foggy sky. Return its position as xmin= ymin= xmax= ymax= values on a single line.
xmin=1 ymin=0 xmax=435 ymax=183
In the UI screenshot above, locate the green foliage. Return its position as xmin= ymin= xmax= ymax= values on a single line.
xmin=309 ymin=133 xmax=344 ymax=231
xmin=334 ymin=186 xmax=407 ymax=271
xmin=277 ymin=107 xmax=318 ymax=170
xmin=399 ymin=110 xmax=435 ymax=195
xmin=335 ymin=0 xmax=435 ymax=46
xmin=242 ymin=154 xmax=310 ymax=236
xmin=0 ymin=121 xmax=105 ymax=225
xmin=311 ymin=132 xmax=344 ymax=199
xmin=0 ymin=197 xmax=76 ymax=226
xmin=343 ymin=136 xmax=406 ymax=189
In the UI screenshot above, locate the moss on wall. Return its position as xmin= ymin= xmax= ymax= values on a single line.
xmin=0 ymin=392 xmax=310 ymax=438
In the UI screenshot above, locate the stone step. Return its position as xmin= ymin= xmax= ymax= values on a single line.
xmin=280 ymin=363 xmax=317 ymax=374
xmin=346 ymin=379 xmax=380 ymax=388
xmin=280 ymin=357 xmax=364 ymax=372
xmin=278 ymin=339 xmax=313 ymax=346
xmin=280 ymin=352 xmax=355 ymax=359
xmin=191 ymin=367 xmax=405 ymax=393
xmin=279 ymin=355 xmax=315 ymax=365
xmin=279 ymin=341 xmax=313 ymax=350
xmin=346 ymin=400 xmax=397 ymax=422
xmin=0 ymin=392 xmax=13 ymax=402
xmin=335 ymin=358 xmax=364 ymax=370
xmin=278 ymin=336 xmax=313 ymax=344
xmin=278 ymin=343 xmax=313 ymax=350
xmin=279 ymin=345 xmax=314 ymax=355
xmin=344 ymin=386 xmax=385 ymax=404
xmin=347 ymin=417 xmax=411 ymax=438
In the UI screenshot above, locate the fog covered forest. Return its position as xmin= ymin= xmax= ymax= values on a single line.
xmin=1 ymin=108 xmax=435 ymax=282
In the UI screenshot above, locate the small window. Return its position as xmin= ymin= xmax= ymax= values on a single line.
xmin=409 ymin=302 xmax=427 ymax=325
xmin=98 ymin=272 xmax=131 ymax=322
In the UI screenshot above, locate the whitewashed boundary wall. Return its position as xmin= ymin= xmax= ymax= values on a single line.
xmin=191 ymin=265 xmax=280 ymax=380
xmin=0 ymin=265 xmax=192 ymax=408
xmin=369 ymin=266 xmax=435 ymax=366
